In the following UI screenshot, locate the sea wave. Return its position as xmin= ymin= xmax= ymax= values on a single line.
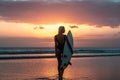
xmin=0 ymin=47 xmax=120 ymax=54
xmin=74 ymin=48 xmax=120 ymax=53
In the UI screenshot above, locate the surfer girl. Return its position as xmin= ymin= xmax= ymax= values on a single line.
xmin=54 ymin=26 xmax=73 ymax=80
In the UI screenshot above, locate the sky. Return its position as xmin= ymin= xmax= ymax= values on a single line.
xmin=0 ymin=0 xmax=120 ymax=48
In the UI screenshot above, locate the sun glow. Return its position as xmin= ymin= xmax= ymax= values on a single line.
xmin=0 ymin=21 xmax=117 ymax=39
xmin=35 ymin=23 xmax=76 ymax=38
xmin=0 ymin=20 xmax=96 ymax=39
xmin=0 ymin=21 xmax=79 ymax=38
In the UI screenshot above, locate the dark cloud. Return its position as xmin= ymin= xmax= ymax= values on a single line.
xmin=39 ymin=26 xmax=44 ymax=29
xmin=0 ymin=0 xmax=120 ymax=27
xmin=34 ymin=26 xmax=44 ymax=30
xmin=69 ymin=25 xmax=79 ymax=28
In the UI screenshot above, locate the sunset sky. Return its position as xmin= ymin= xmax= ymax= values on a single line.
xmin=0 ymin=0 xmax=120 ymax=48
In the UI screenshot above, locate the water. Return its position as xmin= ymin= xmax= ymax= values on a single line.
xmin=0 ymin=47 xmax=120 ymax=80
xmin=0 ymin=47 xmax=55 ymax=54
xmin=0 ymin=57 xmax=120 ymax=80
xmin=0 ymin=47 xmax=120 ymax=54
xmin=0 ymin=47 xmax=120 ymax=60
xmin=0 ymin=47 xmax=120 ymax=55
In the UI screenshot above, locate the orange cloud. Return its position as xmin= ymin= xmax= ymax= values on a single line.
xmin=69 ymin=25 xmax=79 ymax=28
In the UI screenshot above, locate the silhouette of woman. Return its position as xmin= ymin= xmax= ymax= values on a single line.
xmin=54 ymin=26 xmax=73 ymax=80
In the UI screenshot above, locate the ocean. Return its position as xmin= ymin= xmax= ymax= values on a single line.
xmin=0 ymin=47 xmax=120 ymax=80
xmin=0 ymin=47 xmax=120 ymax=60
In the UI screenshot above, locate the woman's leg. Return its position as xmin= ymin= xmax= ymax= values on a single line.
xmin=57 ymin=56 xmax=63 ymax=80
xmin=60 ymin=67 xmax=64 ymax=79
xmin=57 ymin=57 xmax=61 ymax=76
xmin=56 ymin=50 xmax=63 ymax=80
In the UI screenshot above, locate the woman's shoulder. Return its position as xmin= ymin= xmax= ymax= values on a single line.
xmin=55 ymin=34 xmax=66 ymax=37
xmin=54 ymin=34 xmax=58 ymax=38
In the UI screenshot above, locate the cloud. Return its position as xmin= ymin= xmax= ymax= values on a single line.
xmin=39 ymin=26 xmax=44 ymax=29
xmin=34 ymin=26 xmax=44 ymax=30
xmin=0 ymin=0 xmax=120 ymax=28
xmin=69 ymin=25 xmax=79 ymax=28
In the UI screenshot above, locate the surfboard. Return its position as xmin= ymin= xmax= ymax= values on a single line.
xmin=61 ymin=30 xmax=73 ymax=69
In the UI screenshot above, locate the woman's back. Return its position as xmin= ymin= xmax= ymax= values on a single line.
xmin=55 ymin=34 xmax=66 ymax=52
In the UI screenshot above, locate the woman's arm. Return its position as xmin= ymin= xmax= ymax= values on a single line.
xmin=54 ymin=36 xmax=58 ymax=57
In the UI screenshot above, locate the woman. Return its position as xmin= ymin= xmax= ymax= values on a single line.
xmin=54 ymin=26 xmax=73 ymax=80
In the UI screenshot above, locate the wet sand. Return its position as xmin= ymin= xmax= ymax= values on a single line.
xmin=0 ymin=56 xmax=120 ymax=80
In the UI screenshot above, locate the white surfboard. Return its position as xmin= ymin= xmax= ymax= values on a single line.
xmin=61 ymin=30 xmax=73 ymax=69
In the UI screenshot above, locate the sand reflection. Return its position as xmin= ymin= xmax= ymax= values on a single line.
xmin=0 ymin=57 xmax=120 ymax=80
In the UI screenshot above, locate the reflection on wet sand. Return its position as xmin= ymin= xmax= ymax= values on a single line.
xmin=0 ymin=57 xmax=120 ymax=80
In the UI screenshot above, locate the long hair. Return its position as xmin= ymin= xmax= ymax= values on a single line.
xmin=58 ymin=26 xmax=65 ymax=34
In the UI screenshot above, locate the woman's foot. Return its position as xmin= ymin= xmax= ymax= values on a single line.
xmin=59 ymin=76 xmax=62 ymax=80
xmin=59 ymin=73 xmax=63 ymax=80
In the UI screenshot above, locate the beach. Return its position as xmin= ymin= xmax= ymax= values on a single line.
xmin=1 ymin=0 xmax=120 ymax=80
xmin=0 ymin=56 xmax=120 ymax=80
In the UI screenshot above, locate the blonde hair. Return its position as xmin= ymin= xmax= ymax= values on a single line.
xmin=58 ymin=26 xmax=65 ymax=34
